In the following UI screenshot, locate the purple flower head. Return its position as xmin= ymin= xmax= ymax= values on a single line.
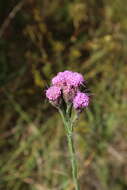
xmin=66 ymin=72 xmax=84 ymax=87
xmin=52 ymin=71 xmax=72 ymax=87
xmin=46 ymin=71 xmax=89 ymax=109
xmin=73 ymin=92 xmax=89 ymax=109
xmin=52 ymin=70 xmax=85 ymax=88
xmin=46 ymin=86 xmax=61 ymax=101
xmin=52 ymin=72 xmax=66 ymax=87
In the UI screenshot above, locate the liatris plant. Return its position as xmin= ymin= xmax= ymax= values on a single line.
xmin=46 ymin=71 xmax=90 ymax=190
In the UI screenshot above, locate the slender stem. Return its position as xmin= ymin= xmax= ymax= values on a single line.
xmin=59 ymin=109 xmax=80 ymax=190
xmin=66 ymin=122 xmax=80 ymax=190
xmin=58 ymin=109 xmax=68 ymax=133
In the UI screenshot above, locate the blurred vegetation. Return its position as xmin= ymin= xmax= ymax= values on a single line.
xmin=0 ymin=0 xmax=127 ymax=189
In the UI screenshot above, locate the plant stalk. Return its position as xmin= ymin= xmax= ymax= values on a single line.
xmin=59 ymin=109 xmax=80 ymax=190
xmin=66 ymin=122 xmax=80 ymax=190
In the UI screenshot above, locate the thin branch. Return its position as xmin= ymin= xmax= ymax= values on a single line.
xmin=0 ymin=0 xmax=25 ymax=38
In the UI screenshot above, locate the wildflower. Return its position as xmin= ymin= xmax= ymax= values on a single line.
xmin=45 ymin=70 xmax=91 ymax=190
xmin=73 ymin=92 xmax=89 ymax=109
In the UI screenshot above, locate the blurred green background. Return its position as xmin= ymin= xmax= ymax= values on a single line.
xmin=0 ymin=0 xmax=127 ymax=190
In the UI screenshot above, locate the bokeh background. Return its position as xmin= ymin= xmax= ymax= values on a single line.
xmin=0 ymin=0 xmax=127 ymax=190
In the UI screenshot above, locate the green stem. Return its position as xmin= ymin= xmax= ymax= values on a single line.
xmin=66 ymin=123 xmax=80 ymax=190
xmin=59 ymin=109 xmax=80 ymax=190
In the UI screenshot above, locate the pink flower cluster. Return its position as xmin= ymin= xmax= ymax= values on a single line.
xmin=46 ymin=70 xmax=89 ymax=110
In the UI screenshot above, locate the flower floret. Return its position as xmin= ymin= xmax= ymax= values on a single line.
xmin=73 ymin=92 xmax=89 ymax=109
xmin=66 ymin=72 xmax=84 ymax=87
xmin=46 ymin=86 xmax=61 ymax=101
xmin=52 ymin=70 xmax=84 ymax=88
